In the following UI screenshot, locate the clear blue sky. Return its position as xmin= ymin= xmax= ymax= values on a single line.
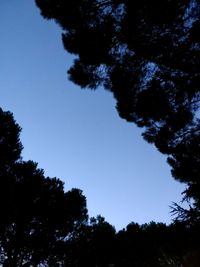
xmin=0 ymin=0 xmax=186 ymax=230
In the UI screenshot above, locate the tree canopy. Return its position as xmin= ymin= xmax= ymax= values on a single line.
xmin=62 ymin=218 xmax=199 ymax=267
xmin=0 ymin=108 xmax=88 ymax=266
xmin=35 ymin=0 xmax=200 ymax=223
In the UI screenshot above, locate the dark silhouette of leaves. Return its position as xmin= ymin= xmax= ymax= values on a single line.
xmin=0 ymin=108 xmax=88 ymax=266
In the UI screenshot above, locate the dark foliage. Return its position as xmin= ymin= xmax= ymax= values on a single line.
xmin=0 ymin=108 xmax=88 ymax=266
xmin=63 ymin=216 xmax=116 ymax=267
xmin=0 ymin=108 xmax=22 ymax=169
xmin=62 ymin=219 xmax=198 ymax=267
xmin=35 ymin=0 xmax=200 ymax=222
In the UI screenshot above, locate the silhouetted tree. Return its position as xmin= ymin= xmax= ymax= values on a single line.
xmin=54 ymin=217 xmax=196 ymax=267
xmin=115 ymin=221 xmax=193 ymax=267
xmin=0 ymin=108 xmax=22 ymax=168
xmin=169 ymin=130 xmax=200 ymax=225
xmin=0 ymin=108 xmax=88 ymax=266
xmin=35 ymin=0 xmax=200 ymax=222
xmin=63 ymin=215 xmax=116 ymax=267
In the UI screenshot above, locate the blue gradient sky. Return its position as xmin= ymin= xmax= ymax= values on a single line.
xmin=0 ymin=0 xmax=186 ymax=230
